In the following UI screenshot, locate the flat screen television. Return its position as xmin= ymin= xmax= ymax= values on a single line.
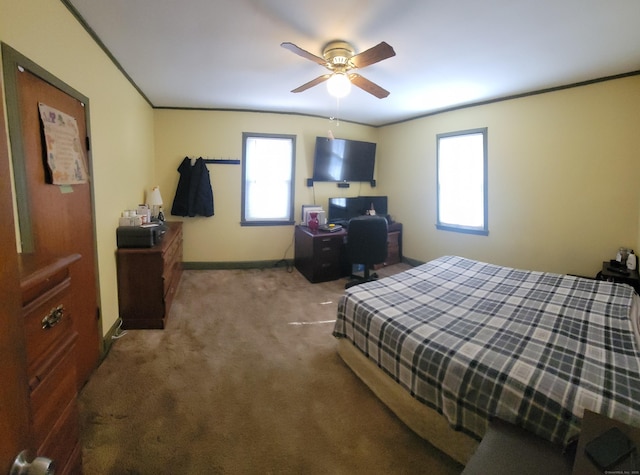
xmin=312 ymin=137 xmax=376 ymax=182
xmin=328 ymin=196 xmax=388 ymax=224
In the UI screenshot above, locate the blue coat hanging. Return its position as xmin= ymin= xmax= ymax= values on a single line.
xmin=171 ymin=157 xmax=214 ymax=217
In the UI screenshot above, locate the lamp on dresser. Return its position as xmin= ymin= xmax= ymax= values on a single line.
xmin=148 ymin=185 xmax=164 ymax=221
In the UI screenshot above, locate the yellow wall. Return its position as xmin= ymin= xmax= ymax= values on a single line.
xmin=154 ymin=110 xmax=377 ymax=263
xmin=3 ymin=0 xmax=640 ymax=338
xmin=378 ymin=76 xmax=640 ymax=276
xmin=0 ymin=0 xmax=156 ymax=336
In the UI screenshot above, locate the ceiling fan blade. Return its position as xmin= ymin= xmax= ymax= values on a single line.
xmin=281 ymin=42 xmax=327 ymax=66
xmin=350 ymin=42 xmax=396 ymax=69
xmin=349 ymin=74 xmax=390 ymax=99
xmin=291 ymin=74 xmax=331 ymax=93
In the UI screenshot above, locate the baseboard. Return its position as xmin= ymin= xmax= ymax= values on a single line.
xmin=183 ymin=259 xmax=293 ymax=270
xmin=101 ymin=318 xmax=123 ymax=358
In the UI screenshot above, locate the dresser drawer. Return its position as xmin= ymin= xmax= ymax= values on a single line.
xmin=23 ymin=278 xmax=73 ymax=376
xmin=162 ymin=232 xmax=182 ymax=296
xmin=18 ymin=253 xmax=82 ymax=475
xmin=163 ymin=266 xmax=181 ymax=316
xmin=30 ymin=335 xmax=77 ymax=446
xmin=162 ymin=230 xmax=182 ymax=269
xmin=21 ymin=265 xmax=70 ymax=307
xmin=38 ymin=393 xmax=81 ymax=475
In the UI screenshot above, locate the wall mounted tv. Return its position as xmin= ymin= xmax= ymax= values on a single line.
xmin=312 ymin=137 xmax=376 ymax=182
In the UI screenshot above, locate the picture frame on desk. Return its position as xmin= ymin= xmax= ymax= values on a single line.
xmin=301 ymin=205 xmax=325 ymax=226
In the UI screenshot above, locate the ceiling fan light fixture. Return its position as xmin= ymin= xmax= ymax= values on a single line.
xmin=282 ymin=40 xmax=394 ymax=99
xmin=327 ymin=72 xmax=351 ymax=98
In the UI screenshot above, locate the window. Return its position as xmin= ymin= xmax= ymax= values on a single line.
xmin=241 ymin=133 xmax=296 ymax=225
xmin=436 ymin=128 xmax=488 ymax=235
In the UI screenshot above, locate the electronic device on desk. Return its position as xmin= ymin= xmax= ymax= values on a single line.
xmin=328 ymin=196 xmax=388 ymax=223
xmin=116 ymin=223 xmax=165 ymax=248
xmin=329 ymin=219 xmax=349 ymax=229
xmin=319 ymin=223 xmax=342 ymax=233
xmin=327 ymin=195 xmax=394 ymax=231
xmin=607 ymin=260 xmax=630 ymax=276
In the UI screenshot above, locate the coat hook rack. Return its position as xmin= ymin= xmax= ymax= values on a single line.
xmin=200 ymin=156 xmax=240 ymax=165
xmin=184 ymin=156 xmax=240 ymax=165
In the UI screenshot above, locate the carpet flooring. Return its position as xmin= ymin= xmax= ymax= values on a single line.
xmin=79 ymin=264 xmax=464 ymax=474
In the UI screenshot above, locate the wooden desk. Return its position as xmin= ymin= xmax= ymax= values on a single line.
xmin=572 ymin=410 xmax=640 ymax=474
xmin=293 ymin=222 xmax=403 ymax=283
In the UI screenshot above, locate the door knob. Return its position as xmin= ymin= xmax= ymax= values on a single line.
xmin=10 ymin=451 xmax=55 ymax=475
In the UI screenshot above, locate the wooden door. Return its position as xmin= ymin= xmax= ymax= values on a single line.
xmin=7 ymin=48 xmax=101 ymax=387
xmin=0 ymin=74 xmax=33 ymax=474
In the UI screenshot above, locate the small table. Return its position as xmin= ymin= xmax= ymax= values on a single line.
xmin=598 ymin=261 xmax=640 ymax=293
xmin=572 ymin=410 xmax=640 ymax=474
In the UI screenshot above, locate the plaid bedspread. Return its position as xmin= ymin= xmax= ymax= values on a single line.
xmin=333 ymin=255 xmax=640 ymax=445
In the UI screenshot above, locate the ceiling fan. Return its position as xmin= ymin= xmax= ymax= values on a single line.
xmin=281 ymin=40 xmax=396 ymax=99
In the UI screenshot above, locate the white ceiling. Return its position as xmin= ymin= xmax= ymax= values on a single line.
xmin=64 ymin=0 xmax=640 ymax=127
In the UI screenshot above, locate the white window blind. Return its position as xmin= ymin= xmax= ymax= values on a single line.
xmin=436 ymin=128 xmax=488 ymax=235
xmin=242 ymin=134 xmax=295 ymax=224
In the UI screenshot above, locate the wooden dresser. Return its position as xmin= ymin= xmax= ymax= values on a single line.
xmin=116 ymin=221 xmax=183 ymax=329
xmin=19 ymin=253 xmax=82 ymax=475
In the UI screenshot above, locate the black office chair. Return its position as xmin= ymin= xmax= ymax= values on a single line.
xmin=345 ymin=215 xmax=388 ymax=289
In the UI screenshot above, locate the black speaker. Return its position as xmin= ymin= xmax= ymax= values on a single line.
xmin=306 ymin=178 xmax=313 ymax=187
xmin=370 ymin=179 xmax=376 ymax=187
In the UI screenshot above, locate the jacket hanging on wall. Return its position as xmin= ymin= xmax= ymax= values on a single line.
xmin=171 ymin=157 xmax=215 ymax=217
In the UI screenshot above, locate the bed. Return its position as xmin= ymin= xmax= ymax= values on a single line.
xmin=333 ymin=255 xmax=640 ymax=465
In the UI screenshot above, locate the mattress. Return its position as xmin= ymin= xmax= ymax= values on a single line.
xmin=333 ymin=255 xmax=640 ymax=447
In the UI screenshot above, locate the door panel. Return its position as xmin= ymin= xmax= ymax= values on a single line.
xmin=14 ymin=65 xmax=100 ymax=387
xmin=0 ymin=74 xmax=32 ymax=475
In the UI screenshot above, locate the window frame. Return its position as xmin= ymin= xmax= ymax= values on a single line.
xmin=436 ymin=127 xmax=488 ymax=235
xmin=241 ymin=132 xmax=296 ymax=226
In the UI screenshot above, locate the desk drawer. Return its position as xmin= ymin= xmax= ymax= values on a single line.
xmin=313 ymin=235 xmax=343 ymax=255
xmin=313 ymin=259 xmax=344 ymax=282
xmin=386 ymin=231 xmax=401 ymax=265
